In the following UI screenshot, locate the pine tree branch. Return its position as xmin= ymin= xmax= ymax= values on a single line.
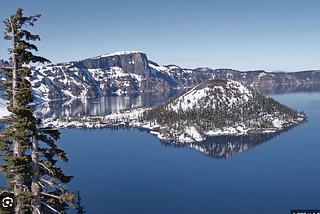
xmin=38 ymin=181 xmax=44 ymax=188
xmin=38 ymin=162 xmax=55 ymax=175
xmin=41 ymin=201 xmax=62 ymax=214
xmin=40 ymin=178 xmax=67 ymax=193
xmin=40 ymin=192 xmax=62 ymax=201
xmin=31 ymin=204 xmax=41 ymax=214
xmin=1 ymin=66 xmax=12 ymax=70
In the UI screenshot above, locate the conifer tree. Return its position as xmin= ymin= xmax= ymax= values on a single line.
xmin=0 ymin=8 xmax=75 ymax=213
xmin=76 ymin=191 xmax=85 ymax=214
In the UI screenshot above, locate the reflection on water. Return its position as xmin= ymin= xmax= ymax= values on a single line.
xmin=32 ymin=83 xmax=320 ymax=119
xmin=32 ymin=90 xmax=184 ymax=118
xmin=53 ymin=88 xmax=320 ymax=214
xmin=87 ymin=126 xmax=298 ymax=159
xmin=29 ymin=84 xmax=316 ymax=159
xmin=160 ymin=126 xmax=295 ymax=159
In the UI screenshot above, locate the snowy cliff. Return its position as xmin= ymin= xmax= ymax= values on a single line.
xmin=32 ymin=52 xmax=320 ymax=101
xmin=28 ymin=51 xmax=171 ymax=101
xmin=1 ymin=51 xmax=320 ymax=103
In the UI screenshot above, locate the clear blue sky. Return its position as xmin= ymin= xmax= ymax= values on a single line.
xmin=1 ymin=0 xmax=320 ymax=72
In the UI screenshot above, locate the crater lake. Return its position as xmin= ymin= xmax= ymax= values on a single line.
xmin=2 ymin=87 xmax=320 ymax=214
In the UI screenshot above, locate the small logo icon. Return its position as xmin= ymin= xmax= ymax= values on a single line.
xmin=2 ymin=197 xmax=13 ymax=208
xmin=0 ymin=192 xmax=16 ymax=211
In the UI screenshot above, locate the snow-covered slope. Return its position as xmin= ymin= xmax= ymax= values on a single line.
xmin=140 ymin=79 xmax=307 ymax=142
xmin=41 ymin=79 xmax=307 ymax=143
xmin=1 ymin=51 xmax=320 ymax=103
xmin=167 ymin=79 xmax=251 ymax=112
xmin=0 ymin=90 xmax=10 ymax=118
xmin=28 ymin=51 xmax=170 ymax=101
xmin=30 ymin=64 xmax=104 ymax=101
xmin=0 ymin=98 xmax=10 ymax=118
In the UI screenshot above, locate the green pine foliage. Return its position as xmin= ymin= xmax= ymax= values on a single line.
xmin=0 ymin=8 xmax=75 ymax=213
xmin=140 ymin=80 xmax=306 ymax=136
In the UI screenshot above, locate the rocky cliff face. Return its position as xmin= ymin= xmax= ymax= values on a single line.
xmin=72 ymin=51 xmax=151 ymax=77
xmin=27 ymin=51 xmax=175 ymax=101
xmin=1 ymin=51 xmax=320 ymax=101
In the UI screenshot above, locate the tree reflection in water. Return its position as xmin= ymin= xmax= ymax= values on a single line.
xmin=160 ymin=126 xmax=297 ymax=159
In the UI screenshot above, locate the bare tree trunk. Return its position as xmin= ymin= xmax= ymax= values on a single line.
xmin=10 ymin=16 xmax=23 ymax=214
xmin=32 ymin=136 xmax=40 ymax=214
xmin=10 ymin=16 xmax=18 ymax=110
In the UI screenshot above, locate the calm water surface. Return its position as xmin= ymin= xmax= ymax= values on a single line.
xmin=1 ymin=90 xmax=319 ymax=213
xmin=53 ymin=91 xmax=320 ymax=214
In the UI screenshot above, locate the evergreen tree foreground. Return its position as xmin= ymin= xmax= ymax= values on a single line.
xmin=0 ymin=8 xmax=75 ymax=213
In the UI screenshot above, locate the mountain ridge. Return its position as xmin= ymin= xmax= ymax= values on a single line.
xmin=1 ymin=51 xmax=320 ymax=102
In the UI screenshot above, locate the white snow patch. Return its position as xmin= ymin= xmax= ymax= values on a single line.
xmin=149 ymin=63 xmax=169 ymax=73
xmin=183 ymin=69 xmax=193 ymax=73
xmin=168 ymin=65 xmax=179 ymax=69
xmin=97 ymin=51 xmax=142 ymax=58
xmin=130 ymin=74 xmax=143 ymax=82
xmin=0 ymin=97 xmax=10 ymax=118
xmin=62 ymin=90 xmax=77 ymax=99
xmin=184 ymin=126 xmax=204 ymax=142
xmin=150 ymin=131 xmax=159 ymax=135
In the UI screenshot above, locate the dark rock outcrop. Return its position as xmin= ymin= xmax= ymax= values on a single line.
xmin=73 ymin=51 xmax=151 ymax=77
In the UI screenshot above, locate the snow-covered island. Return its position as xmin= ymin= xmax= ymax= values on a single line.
xmin=41 ymin=79 xmax=307 ymax=143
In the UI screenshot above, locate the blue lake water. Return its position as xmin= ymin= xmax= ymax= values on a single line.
xmin=1 ymin=90 xmax=320 ymax=213
xmin=53 ymin=91 xmax=320 ymax=214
